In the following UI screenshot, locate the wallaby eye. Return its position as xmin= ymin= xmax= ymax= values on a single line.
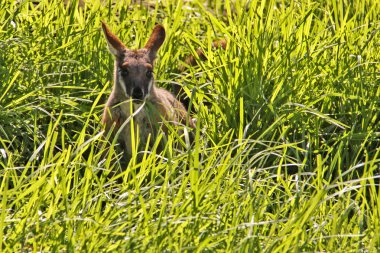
xmin=146 ymin=70 xmax=153 ymax=79
xmin=119 ymin=68 xmax=128 ymax=77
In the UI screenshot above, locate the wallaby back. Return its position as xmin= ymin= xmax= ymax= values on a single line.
xmin=101 ymin=22 xmax=194 ymax=158
xmin=174 ymin=39 xmax=227 ymax=111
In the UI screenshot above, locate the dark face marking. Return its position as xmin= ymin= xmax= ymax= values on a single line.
xmin=117 ymin=50 xmax=154 ymax=100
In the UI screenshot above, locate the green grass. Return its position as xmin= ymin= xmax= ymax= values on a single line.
xmin=1 ymin=0 xmax=380 ymax=251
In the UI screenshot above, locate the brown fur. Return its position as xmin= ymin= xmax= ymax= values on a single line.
xmin=179 ymin=39 xmax=227 ymax=71
xmin=101 ymin=22 xmax=194 ymax=158
xmin=175 ymin=39 xmax=227 ymax=110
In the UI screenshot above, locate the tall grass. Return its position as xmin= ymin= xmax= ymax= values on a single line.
xmin=0 ymin=0 xmax=379 ymax=251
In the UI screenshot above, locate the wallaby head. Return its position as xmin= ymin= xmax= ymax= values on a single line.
xmin=101 ymin=22 xmax=165 ymax=101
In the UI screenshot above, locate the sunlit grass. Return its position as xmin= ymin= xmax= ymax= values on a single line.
xmin=0 ymin=0 xmax=379 ymax=251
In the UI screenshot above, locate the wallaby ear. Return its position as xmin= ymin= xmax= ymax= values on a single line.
xmin=144 ymin=24 xmax=166 ymax=61
xmin=101 ymin=21 xmax=126 ymax=56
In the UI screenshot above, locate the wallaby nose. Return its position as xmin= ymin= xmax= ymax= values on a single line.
xmin=132 ymin=87 xmax=144 ymax=100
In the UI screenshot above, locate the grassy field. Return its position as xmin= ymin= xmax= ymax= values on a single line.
xmin=1 ymin=0 xmax=380 ymax=251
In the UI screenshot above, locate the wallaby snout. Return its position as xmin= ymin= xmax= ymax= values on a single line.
xmin=131 ymin=87 xmax=144 ymax=100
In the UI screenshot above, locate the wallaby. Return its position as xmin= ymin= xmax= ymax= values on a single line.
xmin=101 ymin=22 xmax=195 ymax=158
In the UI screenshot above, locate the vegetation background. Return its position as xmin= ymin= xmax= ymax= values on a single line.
xmin=0 ymin=0 xmax=379 ymax=251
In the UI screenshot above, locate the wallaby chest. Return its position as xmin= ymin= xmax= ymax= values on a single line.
xmin=107 ymin=99 xmax=157 ymax=155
